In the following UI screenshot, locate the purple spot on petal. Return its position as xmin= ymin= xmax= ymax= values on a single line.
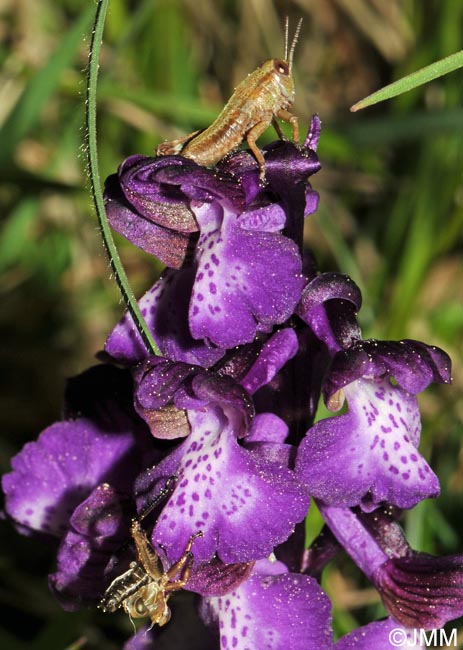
xmin=389 ymin=414 xmax=399 ymax=428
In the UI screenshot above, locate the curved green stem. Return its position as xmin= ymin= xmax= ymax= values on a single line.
xmin=86 ymin=0 xmax=160 ymax=356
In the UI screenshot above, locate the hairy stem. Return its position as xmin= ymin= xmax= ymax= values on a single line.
xmin=86 ymin=0 xmax=160 ymax=356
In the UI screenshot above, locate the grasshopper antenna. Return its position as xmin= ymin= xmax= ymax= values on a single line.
xmin=289 ymin=17 xmax=303 ymax=72
xmin=284 ymin=16 xmax=289 ymax=61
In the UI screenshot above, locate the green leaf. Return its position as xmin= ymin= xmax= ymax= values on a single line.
xmin=351 ymin=49 xmax=463 ymax=111
xmin=0 ymin=199 xmax=37 ymax=271
xmin=0 ymin=5 xmax=95 ymax=168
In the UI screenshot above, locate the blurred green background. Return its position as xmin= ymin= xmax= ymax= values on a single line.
xmin=0 ymin=0 xmax=462 ymax=648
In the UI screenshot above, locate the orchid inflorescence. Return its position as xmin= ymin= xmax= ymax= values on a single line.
xmin=3 ymin=116 xmax=461 ymax=649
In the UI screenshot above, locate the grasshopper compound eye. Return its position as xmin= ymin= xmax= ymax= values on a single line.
xmin=274 ymin=59 xmax=290 ymax=76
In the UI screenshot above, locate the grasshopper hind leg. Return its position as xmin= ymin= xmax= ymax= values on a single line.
xmin=156 ymin=129 xmax=203 ymax=156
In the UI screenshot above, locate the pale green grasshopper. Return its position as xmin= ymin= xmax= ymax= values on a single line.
xmin=156 ymin=17 xmax=303 ymax=180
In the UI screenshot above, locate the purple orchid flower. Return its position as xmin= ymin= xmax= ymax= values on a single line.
xmin=296 ymin=338 xmax=451 ymax=510
xmin=131 ymin=353 xmax=308 ymax=567
xmin=104 ymin=119 xmax=321 ymax=363
xmin=2 ymin=113 xmax=459 ymax=650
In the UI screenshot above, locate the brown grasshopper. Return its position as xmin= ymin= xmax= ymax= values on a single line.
xmin=156 ymin=18 xmax=303 ymax=180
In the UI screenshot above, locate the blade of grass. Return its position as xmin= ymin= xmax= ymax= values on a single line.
xmin=351 ymin=49 xmax=463 ymax=111
xmin=0 ymin=5 xmax=95 ymax=168
xmin=86 ymin=0 xmax=159 ymax=356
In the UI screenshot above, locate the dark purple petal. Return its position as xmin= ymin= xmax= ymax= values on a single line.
xmin=263 ymin=141 xmax=321 ymax=244
xmin=48 ymin=484 xmax=132 ymax=609
xmin=217 ymin=130 xmax=321 ymax=210
xmin=296 ymin=273 xmax=362 ymax=354
xmin=202 ymin=559 xmax=333 ymax=650
xmin=189 ymin=200 xmax=304 ymax=348
xmin=134 ymin=358 xmax=199 ymax=410
xmin=374 ymin=553 xmax=463 ymax=629
xmin=187 ymin=557 xmax=254 ymax=597
xmin=104 ymin=172 xmax=194 ymax=269
xmin=252 ymin=326 xmax=328 ymax=439
xmin=304 ymin=114 xmax=322 ymax=150
xmin=305 ymin=186 xmax=320 ymax=216
xmin=240 ymin=328 xmax=298 ymax=395
xmin=324 ymin=339 xmax=452 ymax=400
xmin=2 ymin=416 xmax=141 ymax=537
xmin=151 ymin=160 xmax=244 ymax=205
xmin=296 ymin=378 xmax=439 ymax=509
xmin=116 ymin=155 xmax=200 ymax=228
xmin=301 ymin=526 xmax=341 ymax=578
xmin=105 ymin=269 xmax=225 ymax=368
xmin=133 ymin=360 xmax=254 ymax=439
xmin=335 ymin=619 xmax=422 ymax=650
xmin=188 ymin=371 xmax=255 ymax=425
xmin=246 ymin=413 xmax=289 ymax=444
xmin=238 ymin=203 xmax=287 ymax=232
xmin=264 ymin=140 xmax=321 ymax=190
